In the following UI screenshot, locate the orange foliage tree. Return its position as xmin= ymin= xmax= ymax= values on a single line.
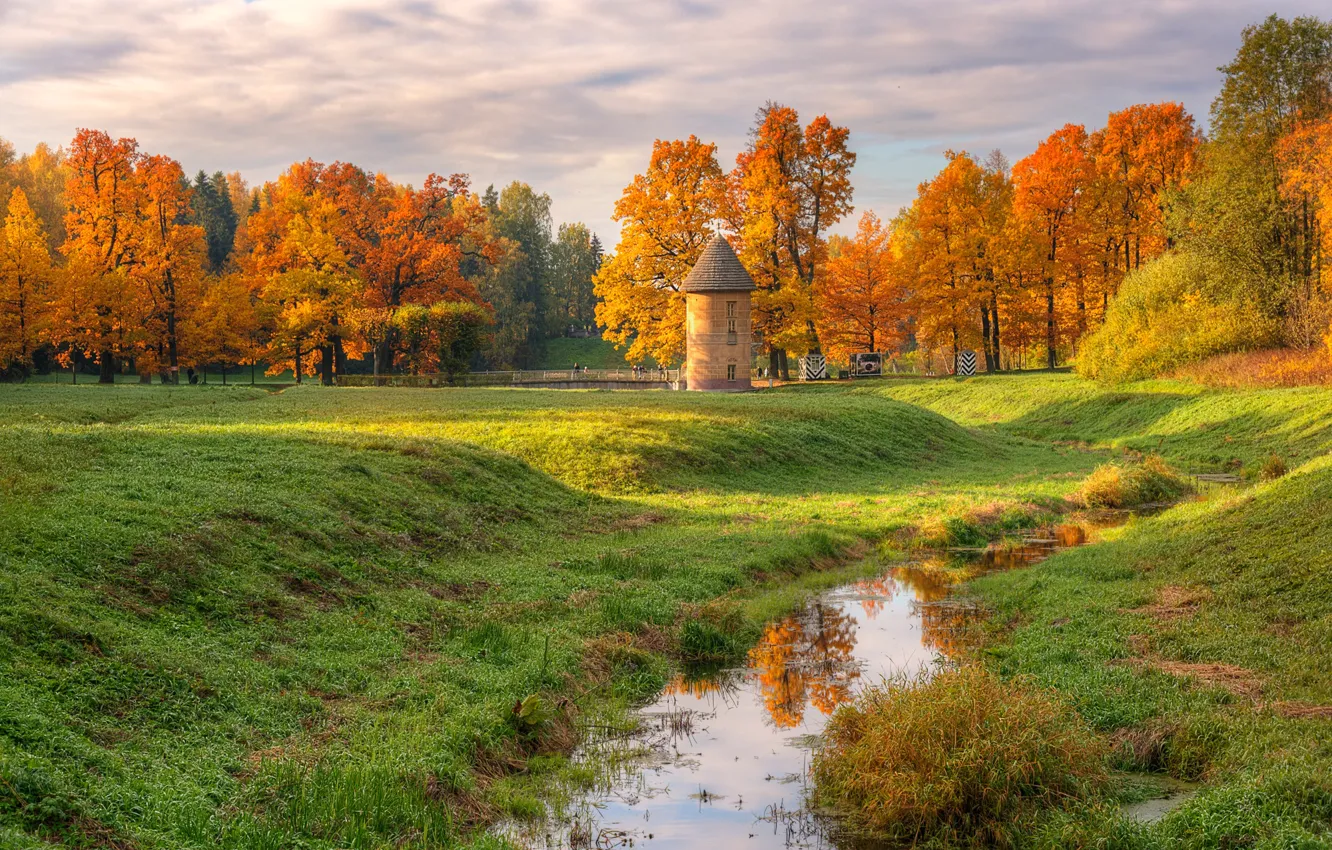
xmin=133 ymin=154 xmax=207 ymax=380
xmin=814 ymin=211 xmax=904 ymax=362
xmin=1012 ymin=124 xmax=1096 ymax=369
xmin=728 ymin=104 xmax=856 ymax=377
xmin=53 ymin=130 xmax=143 ymax=382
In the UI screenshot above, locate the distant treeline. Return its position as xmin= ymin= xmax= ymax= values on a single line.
xmin=0 ymin=134 xmax=602 ymax=383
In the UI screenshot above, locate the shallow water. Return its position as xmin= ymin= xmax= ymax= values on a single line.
xmin=508 ymin=524 xmax=1113 ymax=850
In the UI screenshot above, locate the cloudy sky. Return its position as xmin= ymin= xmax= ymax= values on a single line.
xmin=1 ymin=0 xmax=1326 ymax=240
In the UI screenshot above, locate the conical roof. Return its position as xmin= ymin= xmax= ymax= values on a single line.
xmin=682 ymin=236 xmax=757 ymax=293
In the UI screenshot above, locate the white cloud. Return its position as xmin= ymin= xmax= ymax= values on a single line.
xmin=0 ymin=0 xmax=1325 ymax=239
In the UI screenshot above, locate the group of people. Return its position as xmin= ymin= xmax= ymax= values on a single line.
xmin=565 ymin=363 xmax=668 ymax=380
xmin=631 ymin=364 xmax=667 ymax=380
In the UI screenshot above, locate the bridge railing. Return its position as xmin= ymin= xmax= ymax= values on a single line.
xmin=337 ymin=368 xmax=682 ymax=388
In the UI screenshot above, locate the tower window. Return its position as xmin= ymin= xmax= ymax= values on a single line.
xmin=727 ymin=364 xmax=737 ymax=382
xmin=726 ymin=301 xmax=736 ymax=317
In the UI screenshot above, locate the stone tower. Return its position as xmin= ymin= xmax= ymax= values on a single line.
xmin=683 ymin=236 xmax=756 ymax=392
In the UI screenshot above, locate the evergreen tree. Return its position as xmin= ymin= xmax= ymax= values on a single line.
xmin=190 ymin=169 xmax=239 ymax=272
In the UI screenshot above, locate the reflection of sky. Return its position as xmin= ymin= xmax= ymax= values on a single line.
xmin=539 ymin=527 xmax=1109 ymax=849
xmin=565 ymin=575 xmax=936 ymax=850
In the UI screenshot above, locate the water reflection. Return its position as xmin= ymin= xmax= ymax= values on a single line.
xmin=507 ymin=522 xmax=1115 ymax=850
xmin=749 ymin=603 xmax=860 ymax=728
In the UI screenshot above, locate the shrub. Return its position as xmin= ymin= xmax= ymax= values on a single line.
xmin=1078 ymin=251 xmax=1276 ymax=384
xmin=811 ymin=666 xmax=1107 ymax=846
xmin=1260 ymin=454 xmax=1288 ymax=481
xmin=1076 ymin=455 xmax=1194 ymax=509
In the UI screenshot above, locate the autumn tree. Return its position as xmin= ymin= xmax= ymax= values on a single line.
xmin=360 ymin=173 xmax=491 ymax=370
xmin=189 ymin=273 xmax=261 ymax=381
xmin=55 ymin=130 xmax=142 ymax=382
xmin=135 ymin=155 xmax=206 ymax=381
xmin=594 ymin=136 xmax=727 ymax=364
xmin=814 ymin=211 xmax=902 ymax=362
xmin=0 ymin=188 xmax=53 ymax=377
xmin=729 ymin=104 xmax=856 ymax=377
xmin=1012 ymin=124 xmax=1095 ymax=368
xmin=245 ymin=161 xmax=363 ymax=384
xmin=901 ymin=151 xmax=989 ymax=365
xmin=1277 ymin=116 xmax=1332 ymax=345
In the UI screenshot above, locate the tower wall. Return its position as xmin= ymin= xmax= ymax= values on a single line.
xmin=685 ymin=291 xmax=752 ymax=391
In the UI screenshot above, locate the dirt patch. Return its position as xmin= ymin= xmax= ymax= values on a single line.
xmin=1131 ymin=585 xmax=1213 ymax=621
xmin=607 ymin=511 xmax=668 ymax=533
xmin=1121 ymin=640 xmax=1265 ymax=700
xmin=419 ymin=579 xmax=493 ymax=601
xmin=1269 ymin=701 xmax=1332 ymax=719
xmin=71 ymin=815 xmax=139 ymax=850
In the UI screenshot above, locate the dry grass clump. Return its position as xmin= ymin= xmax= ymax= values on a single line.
xmin=1171 ymin=347 xmax=1332 ymax=388
xmin=811 ymin=666 xmax=1108 ymax=846
xmin=1075 ymin=454 xmax=1194 ymax=509
xmin=1260 ymin=454 xmax=1288 ymax=481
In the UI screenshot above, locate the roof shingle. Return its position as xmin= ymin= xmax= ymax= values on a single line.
xmin=682 ymin=236 xmax=757 ymax=293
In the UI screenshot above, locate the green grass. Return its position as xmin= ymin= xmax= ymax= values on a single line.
xmin=971 ymin=454 xmax=1332 ymax=848
xmin=534 ymin=337 xmax=656 ymax=370
xmin=1 ymin=374 xmax=1330 ymax=848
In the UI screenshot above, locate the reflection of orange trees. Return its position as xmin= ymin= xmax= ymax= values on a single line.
xmin=663 ymin=675 xmax=728 ymax=700
xmin=897 ymin=562 xmax=977 ymax=661
xmin=747 ymin=604 xmax=860 ymax=728
xmin=854 ymin=575 xmax=898 ymax=619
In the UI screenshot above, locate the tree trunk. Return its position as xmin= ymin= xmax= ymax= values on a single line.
xmin=166 ymin=272 xmax=179 ymax=382
xmin=1045 ymin=282 xmax=1057 ymax=370
xmin=779 ymin=350 xmax=790 ymax=382
xmin=990 ymin=293 xmax=1002 ymax=373
xmin=295 ymin=340 xmax=303 ymax=385
xmin=768 ymin=348 xmax=780 ymax=380
xmin=333 ymin=335 xmax=347 ymax=380
xmin=98 ymin=350 xmax=116 ymax=384
xmin=980 ymin=306 xmax=994 ymax=372
xmin=320 ymin=345 xmax=334 ymax=386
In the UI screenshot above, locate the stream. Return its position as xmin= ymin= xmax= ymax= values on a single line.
xmin=505 ymin=522 xmax=1116 ymax=849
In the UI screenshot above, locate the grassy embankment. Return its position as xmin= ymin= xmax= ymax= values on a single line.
xmin=2 ymin=374 xmax=1330 ymax=848
xmin=534 ymin=337 xmax=656 ymax=371
xmin=0 ymin=379 xmax=1099 ymax=849
xmin=858 ymin=376 xmax=1332 ymax=847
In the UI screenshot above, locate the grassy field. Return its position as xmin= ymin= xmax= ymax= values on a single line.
xmin=1 ymin=374 xmax=1330 ymax=848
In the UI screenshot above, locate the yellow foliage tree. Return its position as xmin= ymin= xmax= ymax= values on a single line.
xmin=0 ymin=188 xmax=53 ymax=375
